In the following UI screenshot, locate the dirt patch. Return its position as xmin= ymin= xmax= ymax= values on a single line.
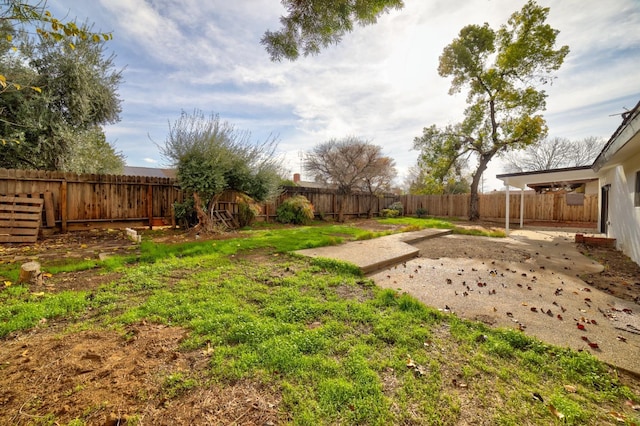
xmin=416 ymin=234 xmax=533 ymax=263
xmin=0 ymin=323 xmax=283 ymax=426
xmin=578 ymin=244 xmax=640 ymax=304
xmin=0 ymin=229 xmax=139 ymax=267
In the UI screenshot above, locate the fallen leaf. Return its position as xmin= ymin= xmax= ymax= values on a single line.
xmin=564 ymin=385 xmax=577 ymax=393
xmin=577 ymin=323 xmax=586 ymax=330
xmin=617 ymin=336 xmax=627 ymax=343
xmin=557 ymin=314 xmax=563 ymax=320
xmin=532 ymin=392 xmax=544 ymax=403
xmin=581 ymin=336 xmax=590 ymax=342
xmin=406 ymin=355 xmax=416 ymax=369
xmin=31 ymin=292 xmax=45 ymax=297
xmin=43 ymin=273 xmax=53 ymax=278
xmin=3 ymin=280 xmax=11 ymax=287
xmin=548 ymin=404 xmax=565 ymax=420
xmin=609 ymin=411 xmax=626 ymax=422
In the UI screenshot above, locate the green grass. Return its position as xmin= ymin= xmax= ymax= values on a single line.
xmin=377 ymin=216 xmax=506 ymax=237
xmin=0 ymin=224 xmax=636 ymax=425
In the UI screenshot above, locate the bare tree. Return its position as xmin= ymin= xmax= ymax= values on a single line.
xmin=304 ymin=137 xmax=396 ymax=221
xmin=359 ymin=155 xmax=396 ymax=218
xmin=503 ymin=136 xmax=605 ymax=172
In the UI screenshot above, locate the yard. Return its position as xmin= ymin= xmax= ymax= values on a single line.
xmin=0 ymin=219 xmax=639 ymax=425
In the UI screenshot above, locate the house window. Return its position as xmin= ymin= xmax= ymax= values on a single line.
xmin=636 ymin=171 xmax=640 ymax=207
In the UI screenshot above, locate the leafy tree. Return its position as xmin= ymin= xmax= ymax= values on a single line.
xmin=161 ymin=110 xmax=283 ymax=232
xmin=0 ymin=21 xmax=122 ymax=170
xmin=0 ymin=0 xmax=112 ymax=93
xmin=262 ymin=0 xmax=404 ymax=61
xmin=502 ymin=136 xmax=604 ymax=172
xmin=413 ymin=1 xmax=568 ymax=220
xmin=404 ymin=160 xmax=470 ymax=195
xmin=304 ymin=136 xmax=396 ymax=221
xmin=61 ymin=126 xmax=125 ymax=174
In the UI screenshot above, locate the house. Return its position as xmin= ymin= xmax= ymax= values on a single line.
xmin=122 ymin=166 xmax=176 ymax=179
xmin=591 ymin=100 xmax=640 ymax=265
xmin=497 ymin=99 xmax=640 ymax=266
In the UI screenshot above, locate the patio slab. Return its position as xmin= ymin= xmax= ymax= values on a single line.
xmin=295 ymin=229 xmax=452 ymax=274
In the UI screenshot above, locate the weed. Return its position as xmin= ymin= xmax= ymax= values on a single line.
xmin=162 ymin=372 xmax=198 ymax=398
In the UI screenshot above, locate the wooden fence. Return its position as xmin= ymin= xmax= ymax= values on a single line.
xmin=0 ymin=168 xmax=598 ymax=236
xmin=0 ymin=168 xmax=183 ymax=232
xmin=401 ymin=192 xmax=599 ymax=223
xmin=268 ymin=186 xmax=397 ymax=221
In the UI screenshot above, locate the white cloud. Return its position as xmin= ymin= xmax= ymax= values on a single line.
xmin=52 ymin=0 xmax=640 ymax=191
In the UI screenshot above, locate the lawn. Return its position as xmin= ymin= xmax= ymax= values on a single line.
xmin=0 ymin=219 xmax=637 ymax=425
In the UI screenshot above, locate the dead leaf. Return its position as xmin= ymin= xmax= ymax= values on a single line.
xmin=406 ymin=355 xmax=416 ymax=369
xmin=548 ymin=404 xmax=565 ymax=420
xmin=588 ymin=342 xmax=600 ymax=349
xmin=617 ymin=336 xmax=627 ymax=343
xmin=564 ymin=385 xmax=577 ymax=393
xmin=609 ymin=411 xmax=626 ymax=422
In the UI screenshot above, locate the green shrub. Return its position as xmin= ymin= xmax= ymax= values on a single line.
xmin=380 ymin=209 xmax=399 ymax=218
xmin=416 ymin=207 xmax=428 ymax=218
xmin=173 ymin=197 xmax=197 ymax=228
xmin=276 ymin=195 xmax=315 ymax=225
xmin=388 ymin=202 xmax=403 ymax=216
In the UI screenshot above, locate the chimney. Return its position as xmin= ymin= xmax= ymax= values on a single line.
xmin=293 ymin=173 xmax=301 ymax=183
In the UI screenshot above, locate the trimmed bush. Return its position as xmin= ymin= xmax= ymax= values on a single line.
xmin=276 ymin=195 xmax=315 ymax=225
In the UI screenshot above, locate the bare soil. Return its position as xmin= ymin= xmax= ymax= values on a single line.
xmin=0 ymin=221 xmax=638 ymax=425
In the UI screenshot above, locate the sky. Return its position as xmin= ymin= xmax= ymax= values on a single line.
xmin=49 ymin=0 xmax=640 ymax=191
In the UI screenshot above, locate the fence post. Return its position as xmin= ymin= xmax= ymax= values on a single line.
xmin=147 ymin=183 xmax=153 ymax=229
xmin=60 ymin=180 xmax=68 ymax=233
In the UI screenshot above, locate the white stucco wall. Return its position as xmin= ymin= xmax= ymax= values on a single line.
xmin=585 ymin=180 xmax=599 ymax=194
xmin=599 ymin=149 xmax=640 ymax=265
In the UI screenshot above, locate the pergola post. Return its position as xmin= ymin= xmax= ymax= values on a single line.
xmin=505 ymin=180 xmax=510 ymax=235
xmin=520 ymin=188 xmax=525 ymax=228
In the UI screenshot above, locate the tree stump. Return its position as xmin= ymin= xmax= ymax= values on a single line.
xmin=19 ymin=261 xmax=43 ymax=286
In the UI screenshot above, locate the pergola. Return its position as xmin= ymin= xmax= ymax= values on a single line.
xmin=495 ymin=166 xmax=598 ymax=234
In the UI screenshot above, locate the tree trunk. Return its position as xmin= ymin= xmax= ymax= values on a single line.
xmin=192 ymin=192 xmax=211 ymax=231
xmin=19 ymin=261 xmax=43 ymax=286
xmin=469 ymin=155 xmax=492 ymax=221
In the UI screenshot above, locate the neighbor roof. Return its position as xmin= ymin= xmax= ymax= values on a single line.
xmin=122 ymin=166 xmax=176 ymax=178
